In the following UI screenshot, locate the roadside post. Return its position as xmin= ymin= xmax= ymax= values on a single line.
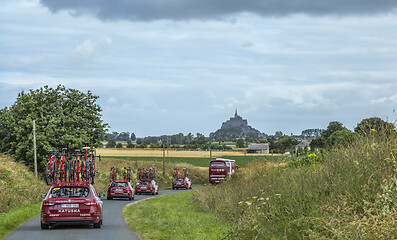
xmin=33 ymin=120 xmax=38 ymax=180
xmin=163 ymin=143 xmax=165 ymax=177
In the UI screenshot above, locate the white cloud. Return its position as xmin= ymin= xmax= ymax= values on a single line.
xmin=72 ymin=37 xmax=112 ymax=61
xmin=371 ymin=95 xmax=397 ymax=104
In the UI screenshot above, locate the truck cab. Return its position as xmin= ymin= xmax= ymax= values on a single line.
xmin=209 ymin=158 xmax=237 ymax=184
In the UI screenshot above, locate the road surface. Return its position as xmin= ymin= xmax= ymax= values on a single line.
xmin=4 ymin=189 xmax=188 ymax=240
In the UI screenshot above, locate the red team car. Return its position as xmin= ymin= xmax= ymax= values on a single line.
xmin=135 ymin=179 xmax=159 ymax=195
xmin=172 ymin=176 xmax=192 ymax=190
xmin=107 ymin=179 xmax=135 ymax=200
xmin=40 ymin=181 xmax=104 ymax=229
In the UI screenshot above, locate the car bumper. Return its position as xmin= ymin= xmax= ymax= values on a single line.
xmin=209 ymin=178 xmax=226 ymax=184
xmin=108 ymin=192 xmax=131 ymax=197
xmin=42 ymin=215 xmax=100 ymax=225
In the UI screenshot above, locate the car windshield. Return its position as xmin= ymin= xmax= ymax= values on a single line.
xmin=50 ymin=187 xmax=91 ymax=198
xmin=174 ymin=178 xmax=184 ymax=181
xmin=210 ymin=162 xmax=225 ymax=168
xmin=111 ymin=182 xmax=128 ymax=187
xmin=139 ymin=181 xmax=151 ymax=185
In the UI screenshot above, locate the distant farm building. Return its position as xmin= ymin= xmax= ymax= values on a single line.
xmin=246 ymin=143 xmax=269 ymax=154
xmin=295 ymin=139 xmax=311 ymax=153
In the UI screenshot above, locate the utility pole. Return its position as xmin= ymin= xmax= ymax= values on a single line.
xmin=163 ymin=142 xmax=165 ymax=177
xmin=33 ymin=120 xmax=38 ymax=180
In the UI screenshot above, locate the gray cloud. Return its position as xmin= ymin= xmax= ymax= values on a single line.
xmin=40 ymin=0 xmax=397 ymax=22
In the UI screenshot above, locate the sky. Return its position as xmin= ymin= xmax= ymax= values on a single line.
xmin=1 ymin=0 xmax=397 ymax=137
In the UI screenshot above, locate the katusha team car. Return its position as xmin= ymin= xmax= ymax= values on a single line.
xmin=135 ymin=179 xmax=159 ymax=195
xmin=172 ymin=168 xmax=192 ymax=190
xmin=107 ymin=179 xmax=135 ymax=200
xmin=40 ymin=181 xmax=104 ymax=229
xmin=172 ymin=177 xmax=192 ymax=190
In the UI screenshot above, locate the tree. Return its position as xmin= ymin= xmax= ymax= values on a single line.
xmin=310 ymin=136 xmax=325 ymax=149
xmin=236 ymin=138 xmax=245 ymax=148
xmin=0 ymin=85 xmax=107 ymax=170
xmin=116 ymin=143 xmax=123 ymax=148
xmin=355 ymin=117 xmax=395 ymax=135
xmin=275 ymin=136 xmax=298 ymax=153
xmin=106 ymin=139 xmax=116 ymax=148
xmin=322 ymin=121 xmax=346 ymax=139
xmin=257 ymin=138 xmax=268 ymax=143
xmin=327 ymin=129 xmax=355 ymax=147
xmin=117 ymin=132 xmax=130 ymax=141
xmin=130 ymin=132 xmax=136 ymax=141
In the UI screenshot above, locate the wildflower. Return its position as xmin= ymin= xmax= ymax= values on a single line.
xmin=266 ymin=197 xmax=270 ymax=201
xmin=370 ymin=129 xmax=376 ymax=132
xmin=238 ymin=201 xmax=243 ymax=205
xmin=252 ymin=196 xmax=258 ymax=199
xmin=259 ymin=197 xmax=264 ymax=201
xmin=261 ymin=202 xmax=266 ymax=205
xmin=245 ymin=201 xmax=252 ymax=206
xmin=275 ymin=194 xmax=281 ymax=198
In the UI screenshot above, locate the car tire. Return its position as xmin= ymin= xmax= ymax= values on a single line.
xmin=41 ymin=222 xmax=49 ymax=230
xmin=152 ymin=191 xmax=155 ymax=195
xmin=189 ymin=186 xmax=192 ymax=189
xmin=107 ymin=196 xmax=112 ymax=200
xmin=94 ymin=221 xmax=101 ymax=228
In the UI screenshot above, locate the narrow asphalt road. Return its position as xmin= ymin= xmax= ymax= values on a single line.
xmin=3 ymin=189 xmax=190 ymax=240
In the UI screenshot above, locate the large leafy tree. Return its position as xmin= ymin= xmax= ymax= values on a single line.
xmin=0 ymin=85 xmax=107 ymax=170
xmin=354 ymin=117 xmax=395 ymax=135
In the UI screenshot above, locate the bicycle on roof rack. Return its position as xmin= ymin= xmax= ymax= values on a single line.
xmin=123 ymin=167 xmax=132 ymax=182
xmin=45 ymin=150 xmax=58 ymax=185
xmin=58 ymin=148 xmax=68 ymax=182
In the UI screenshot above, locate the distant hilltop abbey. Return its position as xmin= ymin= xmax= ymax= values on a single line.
xmin=221 ymin=109 xmax=261 ymax=134
xmin=210 ymin=109 xmax=266 ymax=141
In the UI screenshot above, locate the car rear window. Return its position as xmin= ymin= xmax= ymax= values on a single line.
xmin=174 ymin=178 xmax=184 ymax=181
xmin=50 ymin=187 xmax=91 ymax=198
xmin=139 ymin=181 xmax=151 ymax=185
xmin=210 ymin=162 xmax=226 ymax=168
xmin=111 ymin=182 xmax=128 ymax=187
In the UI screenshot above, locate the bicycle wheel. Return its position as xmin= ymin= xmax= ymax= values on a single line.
xmin=52 ymin=162 xmax=58 ymax=183
xmin=69 ymin=161 xmax=75 ymax=182
xmin=45 ymin=162 xmax=52 ymax=185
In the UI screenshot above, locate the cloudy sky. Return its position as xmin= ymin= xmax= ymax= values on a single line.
xmin=1 ymin=0 xmax=397 ymax=137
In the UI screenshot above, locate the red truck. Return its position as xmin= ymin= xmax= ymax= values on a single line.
xmin=209 ymin=158 xmax=238 ymax=184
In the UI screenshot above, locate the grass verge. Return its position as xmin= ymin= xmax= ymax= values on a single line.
xmin=123 ymin=190 xmax=231 ymax=240
xmin=0 ymin=203 xmax=41 ymax=239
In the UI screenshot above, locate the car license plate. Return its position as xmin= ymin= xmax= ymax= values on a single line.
xmin=61 ymin=204 xmax=79 ymax=208
xmin=115 ymin=189 xmax=123 ymax=192
xmin=141 ymin=187 xmax=147 ymax=190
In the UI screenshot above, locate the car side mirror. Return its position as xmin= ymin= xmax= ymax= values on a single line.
xmin=99 ymin=193 xmax=105 ymax=198
xmin=41 ymin=193 xmax=47 ymax=198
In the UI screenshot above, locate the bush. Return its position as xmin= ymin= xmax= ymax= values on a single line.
xmin=116 ymin=143 xmax=123 ymax=148
xmin=106 ymin=139 xmax=116 ymax=148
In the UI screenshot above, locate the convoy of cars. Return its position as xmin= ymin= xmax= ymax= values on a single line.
xmin=40 ymin=149 xmax=236 ymax=230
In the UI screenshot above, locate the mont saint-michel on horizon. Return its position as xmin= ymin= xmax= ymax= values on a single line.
xmin=210 ymin=110 xmax=266 ymax=142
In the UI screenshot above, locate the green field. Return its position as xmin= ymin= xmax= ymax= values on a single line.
xmin=102 ymin=155 xmax=285 ymax=168
xmin=123 ymin=190 xmax=231 ymax=240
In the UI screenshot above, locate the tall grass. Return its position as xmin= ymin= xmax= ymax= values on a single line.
xmin=0 ymin=154 xmax=48 ymax=213
xmin=193 ymin=131 xmax=397 ymax=239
